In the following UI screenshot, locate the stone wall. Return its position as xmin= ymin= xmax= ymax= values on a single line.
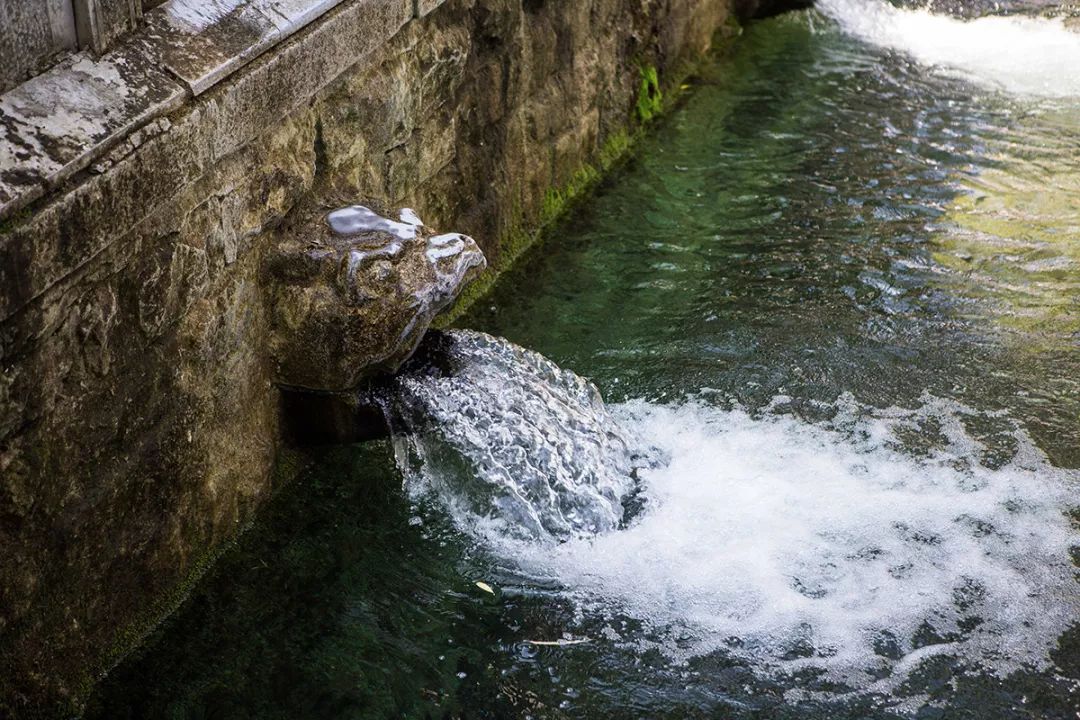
xmin=0 ymin=0 xmax=77 ymax=93
xmin=0 ymin=0 xmax=739 ymax=715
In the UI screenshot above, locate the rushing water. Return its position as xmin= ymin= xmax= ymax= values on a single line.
xmin=89 ymin=3 xmax=1080 ymax=718
xmin=385 ymin=330 xmax=640 ymax=541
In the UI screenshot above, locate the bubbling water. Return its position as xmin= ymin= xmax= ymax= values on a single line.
xmin=506 ymin=396 xmax=1080 ymax=686
xmin=387 ymin=332 xmax=1080 ymax=689
xmin=816 ymin=0 xmax=1080 ymax=98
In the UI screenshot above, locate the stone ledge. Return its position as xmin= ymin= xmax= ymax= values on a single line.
xmin=141 ymin=0 xmax=349 ymax=96
xmin=0 ymin=45 xmax=187 ymax=220
xmin=0 ymin=0 xmax=376 ymax=222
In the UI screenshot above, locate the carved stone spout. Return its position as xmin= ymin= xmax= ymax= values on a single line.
xmin=264 ymin=202 xmax=486 ymax=391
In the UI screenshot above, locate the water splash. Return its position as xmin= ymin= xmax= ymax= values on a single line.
xmin=385 ymin=330 xmax=641 ymax=541
xmin=816 ymin=0 xmax=1080 ymax=98
xmin=512 ymin=395 xmax=1079 ymax=686
xmin=386 ymin=333 xmax=1080 ymax=688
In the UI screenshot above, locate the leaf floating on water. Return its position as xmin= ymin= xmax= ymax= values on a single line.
xmin=525 ymin=638 xmax=589 ymax=647
xmin=475 ymin=581 xmax=495 ymax=595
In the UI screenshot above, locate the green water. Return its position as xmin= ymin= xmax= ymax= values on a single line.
xmin=87 ymin=9 xmax=1079 ymax=719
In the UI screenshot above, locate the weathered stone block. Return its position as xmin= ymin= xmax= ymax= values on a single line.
xmin=140 ymin=0 xmax=290 ymax=95
xmin=0 ymin=0 xmax=77 ymax=93
xmin=78 ymin=0 xmax=143 ymax=54
xmin=265 ymin=202 xmax=485 ymax=390
xmin=415 ymin=0 xmax=448 ymax=17
xmin=135 ymin=0 xmax=355 ymax=96
xmin=0 ymin=44 xmax=186 ymax=219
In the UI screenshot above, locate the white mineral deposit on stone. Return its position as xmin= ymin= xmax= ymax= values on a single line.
xmin=399 ymin=208 xmax=424 ymax=226
xmin=426 ymin=233 xmax=468 ymax=261
xmin=326 ymin=205 xmax=421 ymax=240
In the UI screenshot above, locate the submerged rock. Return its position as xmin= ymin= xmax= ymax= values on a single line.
xmin=264 ymin=203 xmax=485 ymax=391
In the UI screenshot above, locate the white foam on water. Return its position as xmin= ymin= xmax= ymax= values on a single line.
xmin=817 ymin=0 xmax=1080 ymax=98
xmin=492 ymin=395 xmax=1080 ymax=684
xmin=393 ymin=334 xmax=1079 ymax=687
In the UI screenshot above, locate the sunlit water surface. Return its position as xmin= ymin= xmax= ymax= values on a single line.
xmin=89 ymin=4 xmax=1080 ymax=718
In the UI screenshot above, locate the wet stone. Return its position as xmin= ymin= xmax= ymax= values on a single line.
xmin=0 ymin=0 xmax=355 ymax=218
xmin=0 ymin=45 xmax=186 ymax=217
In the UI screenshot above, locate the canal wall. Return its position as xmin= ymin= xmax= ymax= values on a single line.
xmin=0 ymin=0 xmax=744 ymax=714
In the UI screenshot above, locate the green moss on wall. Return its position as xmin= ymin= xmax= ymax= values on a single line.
xmin=436 ymin=25 xmax=743 ymax=328
xmin=436 ymin=128 xmax=639 ymax=327
xmin=636 ymin=64 xmax=663 ymax=123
